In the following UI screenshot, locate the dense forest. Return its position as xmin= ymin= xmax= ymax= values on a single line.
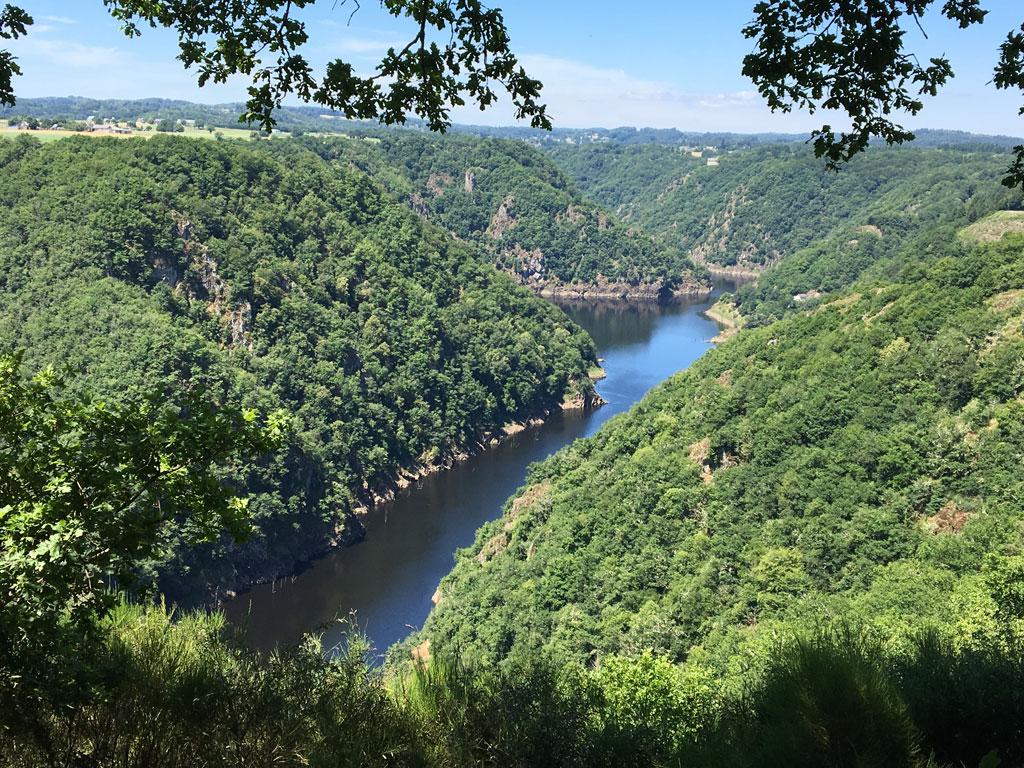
xmin=547 ymin=142 xmax=1019 ymax=281
xmin=0 ymin=134 xmax=600 ymax=598
xmin=7 ymin=115 xmax=1024 ymax=765
xmin=2 ymin=99 xmax=713 ymax=299
xmin=295 ymin=133 xmax=706 ymax=298
xmin=415 ymin=217 xmax=1024 ymax=681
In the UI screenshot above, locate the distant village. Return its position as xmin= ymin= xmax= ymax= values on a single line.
xmin=5 ymin=115 xmax=210 ymax=136
xmin=4 ymin=111 xmax=724 ymax=165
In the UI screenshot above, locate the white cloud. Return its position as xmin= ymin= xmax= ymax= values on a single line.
xmin=8 ymin=32 xmax=250 ymax=104
xmin=696 ymin=91 xmax=760 ymax=109
xmin=17 ymin=38 xmax=125 ymax=70
xmin=42 ymin=15 xmax=77 ymax=25
xmin=335 ymin=36 xmax=404 ymax=55
xmin=450 ymin=54 xmax=844 ymax=132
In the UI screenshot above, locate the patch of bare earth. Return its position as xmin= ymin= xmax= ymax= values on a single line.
xmin=475 ymin=481 xmax=553 ymax=564
xmin=688 ymin=438 xmax=714 ymax=485
xmin=923 ymin=501 xmax=972 ymax=535
xmin=960 ymin=211 xmax=1024 ymax=242
xmin=425 ymin=172 xmax=453 ymax=196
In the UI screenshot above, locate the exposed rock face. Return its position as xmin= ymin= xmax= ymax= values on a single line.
xmin=691 ymin=259 xmax=767 ymax=281
xmin=463 ymin=169 xmax=475 ymax=193
xmin=557 ymin=204 xmax=586 ymax=225
xmin=169 ymin=212 xmax=253 ymax=349
xmin=687 ymin=186 xmax=781 ymax=273
xmin=151 ymin=255 xmax=178 ymax=285
xmin=426 ymin=172 xmax=453 ymax=196
xmin=688 ymin=437 xmax=714 ymax=485
xmin=409 ymin=192 xmax=430 ymax=217
xmin=793 ymin=289 xmax=824 ymax=304
xmin=538 ymin=275 xmax=712 ymax=303
xmin=503 ymin=244 xmax=547 ymax=289
xmin=501 ymin=243 xmax=711 ymax=302
xmin=486 ymin=195 xmax=517 ymax=239
xmin=475 ymin=480 xmax=554 ymax=565
xmin=475 ymin=530 xmax=509 ymax=564
xmin=538 ymin=279 xmax=663 ymax=302
xmin=923 ymin=500 xmax=972 ymax=534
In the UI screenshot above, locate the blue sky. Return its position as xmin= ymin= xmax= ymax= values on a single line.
xmin=8 ymin=1 xmax=1024 ymax=135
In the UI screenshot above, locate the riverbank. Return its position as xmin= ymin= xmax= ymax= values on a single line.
xmin=704 ymin=298 xmax=744 ymax=343
xmin=223 ymin=294 xmax=725 ymax=653
xmin=215 ymin=380 xmax=606 ymax=607
xmin=530 ymin=275 xmax=713 ymax=303
xmin=689 ymin=252 xmax=769 ymax=282
xmin=349 ymin=384 xmax=607 ymax=517
xmin=704 ymin=264 xmax=764 ymax=281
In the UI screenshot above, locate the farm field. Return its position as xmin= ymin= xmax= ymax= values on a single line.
xmin=2 ymin=124 xmax=272 ymax=142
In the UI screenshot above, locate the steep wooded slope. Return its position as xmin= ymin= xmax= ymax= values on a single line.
xmin=0 ymin=135 xmax=599 ymax=596
xmin=416 ymin=232 xmax=1024 ymax=672
xmin=297 ymin=133 xmax=708 ymax=299
xmin=548 ymin=143 xmax=1015 ymax=280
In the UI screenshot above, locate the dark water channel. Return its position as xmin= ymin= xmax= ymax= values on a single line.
xmin=225 ymin=288 xmax=728 ymax=657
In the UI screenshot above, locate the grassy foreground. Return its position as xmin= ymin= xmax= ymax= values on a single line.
xmin=2 ymin=600 xmax=1022 ymax=768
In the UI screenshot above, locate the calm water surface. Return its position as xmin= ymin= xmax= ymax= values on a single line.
xmin=225 ymin=290 xmax=727 ymax=656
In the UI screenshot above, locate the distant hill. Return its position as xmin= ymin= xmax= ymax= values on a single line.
xmin=546 ymin=141 xmax=1020 ymax=319
xmin=295 ymin=133 xmax=708 ymax=300
xmin=0 ymin=96 xmax=805 ymax=147
xmin=6 ymin=96 xmax=1020 ymax=148
xmin=2 ymin=98 xmax=713 ymax=299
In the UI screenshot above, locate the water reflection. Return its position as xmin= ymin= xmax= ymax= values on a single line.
xmin=225 ymin=290 xmax=727 ymax=656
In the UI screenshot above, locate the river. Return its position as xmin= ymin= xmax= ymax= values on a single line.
xmin=224 ymin=288 xmax=728 ymax=657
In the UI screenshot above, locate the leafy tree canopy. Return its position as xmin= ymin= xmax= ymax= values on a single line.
xmin=3 ymin=2 xmax=1024 ymax=180
xmin=0 ymin=0 xmax=549 ymax=133
xmin=742 ymin=0 xmax=1024 ymax=185
xmin=0 ymin=351 xmax=284 ymax=624
xmin=0 ymin=350 xmax=284 ymax=702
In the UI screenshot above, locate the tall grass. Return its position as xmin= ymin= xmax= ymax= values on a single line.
xmin=3 ymin=607 xmax=1023 ymax=767
xmin=689 ymin=628 xmax=928 ymax=768
xmin=398 ymin=654 xmax=597 ymax=767
xmin=1 ymin=603 xmax=414 ymax=768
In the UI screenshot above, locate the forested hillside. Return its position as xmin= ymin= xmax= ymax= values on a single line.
xmin=0 ymin=134 xmax=599 ymax=597
xmin=295 ymin=133 xmax=707 ymax=300
xmin=547 ymin=142 xmax=1017 ymax=282
xmin=416 ymin=228 xmax=1024 ymax=679
xmin=6 ymin=104 xmax=1024 ymax=764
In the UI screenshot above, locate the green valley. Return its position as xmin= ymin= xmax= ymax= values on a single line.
xmin=10 ymin=0 xmax=1024 ymax=761
xmin=6 ymin=40 xmax=1024 ymax=768
xmin=0 ymin=134 xmax=600 ymax=598
xmin=418 ymin=230 xmax=1024 ymax=670
xmin=7 ymin=119 xmax=1024 ymax=767
xmin=547 ymin=141 xmax=1016 ymax=276
xmin=300 ymin=132 xmax=707 ymax=299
